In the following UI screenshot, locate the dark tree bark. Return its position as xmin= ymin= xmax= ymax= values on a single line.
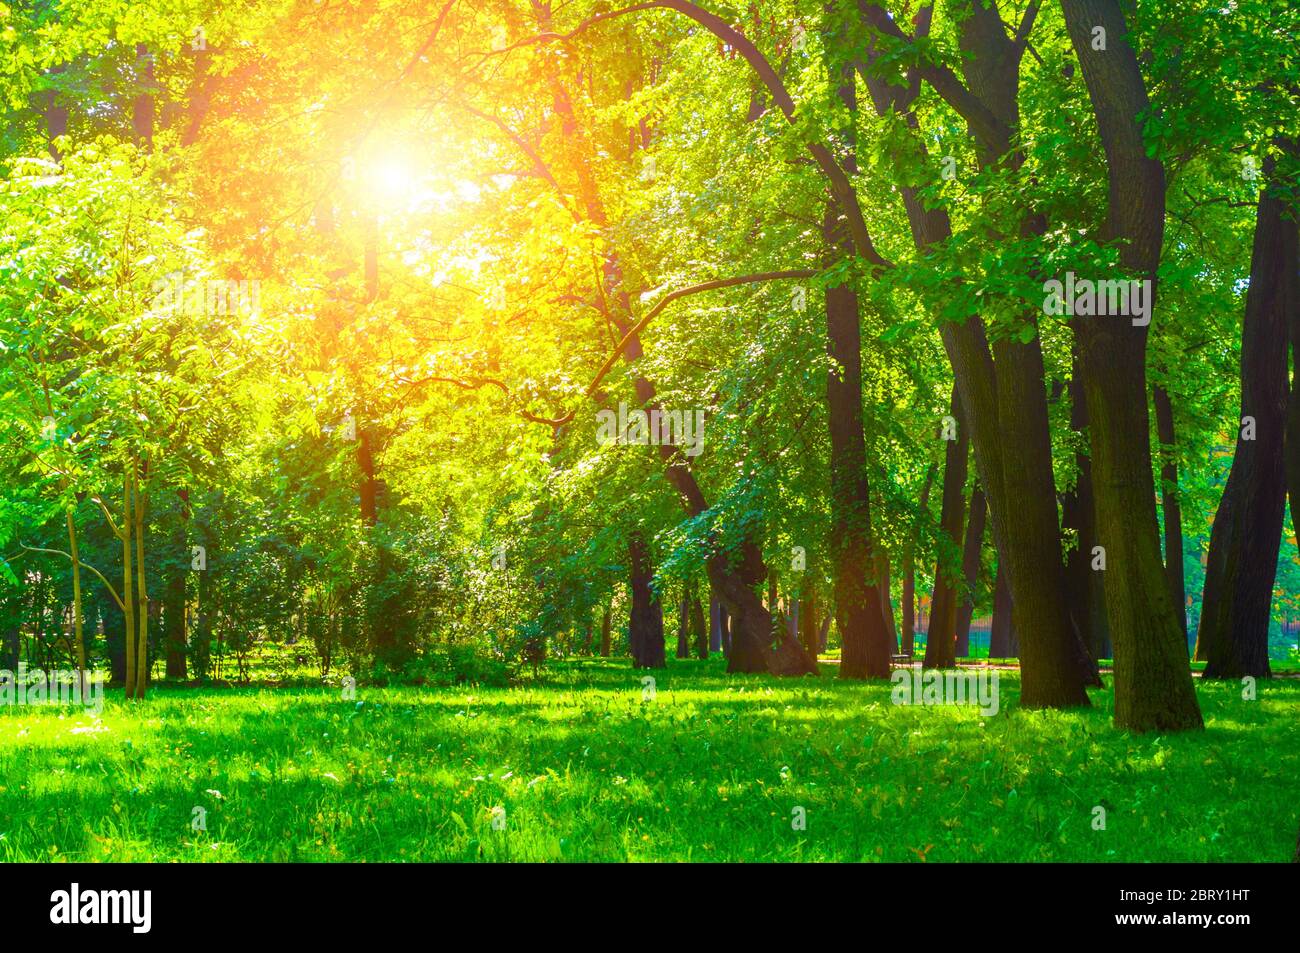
xmin=1062 ymin=0 xmax=1203 ymax=730
xmin=628 ymin=533 xmax=666 ymax=669
xmin=1195 ymin=154 xmax=1296 ymax=678
xmin=825 ymin=259 xmax=892 ymax=680
xmin=823 ymin=35 xmax=891 ymax=681
xmin=1153 ymin=384 xmax=1188 ymax=647
xmin=925 ymin=388 xmax=969 ymax=670
xmin=954 ymin=484 xmax=987 ymax=658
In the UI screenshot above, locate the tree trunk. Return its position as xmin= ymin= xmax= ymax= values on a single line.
xmin=1194 ymin=155 xmax=1295 ymax=679
xmin=1063 ymin=0 xmax=1202 ymax=730
xmin=925 ymin=388 xmax=968 ymax=670
xmin=876 ymin=551 xmax=898 ymax=654
xmin=823 ymin=33 xmax=891 ymax=682
xmin=954 ymin=485 xmax=987 ymax=658
xmin=628 ymin=533 xmax=665 ymax=669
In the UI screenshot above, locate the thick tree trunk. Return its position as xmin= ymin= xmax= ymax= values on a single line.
xmin=925 ymin=389 xmax=969 ymax=670
xmin=1195 ymin=158 xmax=1295 ymax=679
xmin=954 ymin=485 xmax=987 ymax=658
xmin=1063 ymin=0 xmax=1202 ymax=730
xmin=1153 ymin=384 xmax=1188 ymax=647
xmin=825 ymin=274 xmax=891 ymax=680
xmin=628 ymin=533 xmax=665 ymax=669
xmin=822 ymin=52 xmax=890 ymax=681
xmin=631 ymin=539 xmax=666 ymax=668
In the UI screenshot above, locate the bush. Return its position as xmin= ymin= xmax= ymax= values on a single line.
xmin=398 ymin=646 xmax=512 ymax=688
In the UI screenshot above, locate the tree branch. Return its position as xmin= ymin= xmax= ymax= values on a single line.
xmin=18 ymin=543 xmax=126 ymax=611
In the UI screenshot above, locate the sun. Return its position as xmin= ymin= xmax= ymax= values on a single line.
xmin=367 ymin=154 xmax=420 ymax=207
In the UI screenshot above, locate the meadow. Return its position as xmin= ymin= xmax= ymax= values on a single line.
xmin=2 ymin=660 xmax=1295 ymax=862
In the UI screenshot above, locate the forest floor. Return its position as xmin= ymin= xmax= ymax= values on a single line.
xmin=0 ymin=658 xmax=1295 ymax=862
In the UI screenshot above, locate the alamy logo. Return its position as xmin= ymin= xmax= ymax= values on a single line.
xmin=1042 ymin=271 xmax=1151 ymax=326
xmin=595 ymin=401 xmax=705 ymax=457
xmin=50 ymin=884 xmax=151 ymax=933
xmin=891 ymin=667 xmax=1000 ymax=716
xmin=0 ymin=665 xmax=103 ymax=716
xmin=152 ymin=271 xmax=261 ymax=317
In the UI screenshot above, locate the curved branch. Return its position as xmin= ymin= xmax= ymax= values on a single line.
xmin=19 ymin=543 xmax=126 ymax=611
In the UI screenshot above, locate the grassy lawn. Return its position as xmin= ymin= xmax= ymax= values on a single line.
xmin=1 ymin=659 xmax=1296 ymax=862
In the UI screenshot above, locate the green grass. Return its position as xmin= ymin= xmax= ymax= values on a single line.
xmin=1 ymin=659 xmax=1296 ymax=862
